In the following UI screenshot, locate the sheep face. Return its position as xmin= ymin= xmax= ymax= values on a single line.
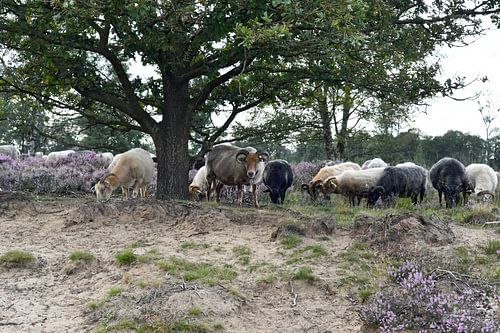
xmin=367 ymin=186 xmax=384 ymax=207
xmin=442 ymin=184 xmax=463 ymax=208
xmin=301 ymin=180 xmax=323 ymax=201
xmin=236 ymin=150 xmax=268 ymax=179
xmin=95 ymin=180 xmax=113 ymax=201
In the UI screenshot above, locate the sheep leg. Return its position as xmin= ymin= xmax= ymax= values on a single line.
xmin=280 ymin=191 xmax=286 ymax=205
xmin=121 ymin=186 xmax=129 ymax=200
xmin=215 ymin=183 xmax=223 ymax=204
xmin=438 ymin=191 xmax=442 ymax=206
xmin=252 ymin=184 xmax=259 ymax=208
xmin=237 ymin=184 xmax=244 ymax=207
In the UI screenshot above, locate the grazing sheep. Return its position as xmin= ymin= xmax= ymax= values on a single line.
xmin=429 ymin=157 xmax=469 ymax=208
xmin=361 ymin=158 xmax=388 ymax=169
xmin=0 ymin=145 xmax=20 ymax=161
xmin=323 ymin=168 xmax=385 ymax=206
xmin=367 ymin=165 xmax=427 ymax=207
xmin=46 ymin=149 xmax=76 ymax=161
xmin=100 ymin=152 xmax=114 ymax=167
xmin=465 ymin=163 xmax=497 ymax=202
xmin=95 ymin=148 xmax=154 ymax=201
xmin=205 ymin=144 xmax=268 ymax=208
xmin=189 ymin=166 xmax=209 ymax=199
xmin=301 ymin=162 xmax=361 ymax=201
xmin=263 ymin=159 xmax=294 ymax=204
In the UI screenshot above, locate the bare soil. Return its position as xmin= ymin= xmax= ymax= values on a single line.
xmin=0 ymin=194 xmax=497 ymax=333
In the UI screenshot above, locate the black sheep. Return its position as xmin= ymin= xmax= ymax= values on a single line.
xmin=367 ymin=165 xmax=427 ymax=207
xmin=429 ymin=157 xmax=469 ymax=208
xmin=263 ymin=159 xmax=294 ymax=204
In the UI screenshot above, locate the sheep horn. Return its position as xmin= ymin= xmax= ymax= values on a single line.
xmin=256 ymin=150 xmax=269 ymax=163
xmin=476 ymin=190 xmax=495 ymax=198
xmin=235 ymin=149 xmax=249 ymax=164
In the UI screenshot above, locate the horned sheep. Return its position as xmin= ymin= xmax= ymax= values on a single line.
xmin=367 ymin=165 xmax=427 ymax=207
xmin=323 ymin=167 xmax=385 ymax=206
xmin=95 ymin=148 xmax=154 ymax=201
xmin=205 ymin=144 xmax=268 ymax=208
xmin=465 ymin=163 xmax=497 ymax=202
xmin=301 ymin=162 xmax=361 ymax=201
xmin=429 ymin=157 xmax=469 ymax=208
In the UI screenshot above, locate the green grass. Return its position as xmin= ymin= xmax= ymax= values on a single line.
xmin=180 ymin=241 xmax=210 ymax=250
xmin=69 ymin=250 xmax=95 ymax=262
xmin=0 ymin=250 xmax=35 ymax=266
xmin=137 ymin=248 xmax=161 ymax=263
xmin=281 ymin=234 xmax=302 ymax=249
xmin=157 ymin=256 xmax=237 ymax=285
xmin=107 ymin=286 xmax=125 ymax=298
xmin=115 ymin=249 xmax=137 ymax=266
xmin=293 ymin=266 xmax=316 ymax=282
xmin=188 ymin=306 xmax=203 ymax=316
xmin=484 ymin=239 xmax=500 ymax=256
xmin=287 ymin=244 xmax=328 ymax=265
xmin=233 ymin=245 xmax=252 ymax=265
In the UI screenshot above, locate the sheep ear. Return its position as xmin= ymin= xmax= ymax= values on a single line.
xmin=257 ymin=151 xmax=269 ymax=163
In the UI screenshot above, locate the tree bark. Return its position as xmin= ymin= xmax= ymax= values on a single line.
xmin=152 ymin=83 xmax=192 ymax=200
xmin=317 ymin=87 xmax=337 ymax=160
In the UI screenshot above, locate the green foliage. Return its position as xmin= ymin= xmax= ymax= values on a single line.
xmin=115 ymin=250 xmax=137 ymax=266
xmin=233 ymin=245 xmax=252 ymax=265
xmin=0 ymin=250 xmax=35 ymax=267
xmin=106 ymin=286 xmax=125 ymax=298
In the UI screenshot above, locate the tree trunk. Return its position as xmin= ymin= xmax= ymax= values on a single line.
xmin=317 ymin=87 xmax=337 ymax=160
xmin=336 ymin=87 xmax=352 ymax=160
xmin=152 ymin=84 xmax=192 ymax=200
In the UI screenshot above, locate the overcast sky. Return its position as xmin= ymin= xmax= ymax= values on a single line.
xmin=410 ymin=27 xmax=500 ymax=139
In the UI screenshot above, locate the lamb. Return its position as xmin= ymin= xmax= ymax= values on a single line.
xmin=367 ymin=165 xmax=427 ymax=207
xmin=465 ymin=163 xmax=497 ymax=202
xmin=0 ymin=145 xmax=20 ymax=161
xmin=301 ymin=162 xmax=361 ymax=201
xmin=46 ymin=149 xmax=75 ymax=161
xmin=361 ymin=158 xmax=388 ymax=169
xmin=429 ymin=157 xmax=469 ymax=208
xmin=263 ymin=159 xmax=294 ymax=204
xmin=95 ymin=148 xmax=154 ymax=201
xmin=323 ymin=167 xmax=385 ymax=206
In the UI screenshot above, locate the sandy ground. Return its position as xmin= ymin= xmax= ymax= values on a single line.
xmin=0 ymin=194 xmax=497 ymax=333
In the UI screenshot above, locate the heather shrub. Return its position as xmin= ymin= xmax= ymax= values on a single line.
xmin=361 ymin=261 xmax=499 ymax=332
xmin=291 ymin=161 xmax=321 ymax=187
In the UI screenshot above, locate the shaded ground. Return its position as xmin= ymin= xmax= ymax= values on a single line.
xmin=0 ymin=194 xmax=497 ymax=333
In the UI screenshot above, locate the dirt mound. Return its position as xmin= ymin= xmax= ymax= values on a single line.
xmin=352 ymin=213 xmax=455 ymax=253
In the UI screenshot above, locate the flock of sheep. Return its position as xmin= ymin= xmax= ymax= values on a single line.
xmin=190 ymin=144 xmax=499 ymax=209
xmin=2 ymin=143 xmax=498 ymax=209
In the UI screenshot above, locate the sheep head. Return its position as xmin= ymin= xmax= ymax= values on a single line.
xmin=235 ymin=149 xmax=268 ymax=179
xmin=95 ymin=176 xmax=114 ymax=201
xmin=367 ymin=186 xmax=385 ymax=207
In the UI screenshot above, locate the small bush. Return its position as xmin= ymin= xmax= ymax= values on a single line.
xmin=106 ymin=286 xmax=125 ymax=298
xmin=0 ymin=250 xmax=35 ymax=267
xmin=281 ymin=235 xmax=302 ymax=249
xmin=180 ymin=241 xmax=210 ymax=250
xmin=293 ymin=266 xmax=316 ymax=282
xmin=484 ymin=239 xmax=500 ymax=256
xmin=69 ymin=250 xmax=95 ymax=262
xmin=361 ymin=261 xmax=499 ymax=332
xmin=115 ymin=249 xmax=137 ymax=266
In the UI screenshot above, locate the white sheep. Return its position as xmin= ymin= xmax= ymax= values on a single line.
xmin=34 ymin=152 xmax=44 ymax=158
xmin=361 ymin=158 xmax=388 ymax=169
xmin=107 ymin=153 xmax=124 ymax=171
xmin=0 ymin=145 xmax=20 ymax=161
xmin=46 ymin=149 xmax=75 ymax=161
xmin=323 ymin=167 xmax=385 ymax=206
xmin=100 ymin=152 xmax=114 ymax=167
xmin=395 ymin=162 xmax=416 ymax=167
xmin=95 ymin=148 xmax=154 ymax=201
xmin=189 ymin=166 xmax=209 ymax=197
xmin=301 ymin=161 xmax=361 ymax=201
xmin=465 ymin=163 xmax=497 ymax=202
